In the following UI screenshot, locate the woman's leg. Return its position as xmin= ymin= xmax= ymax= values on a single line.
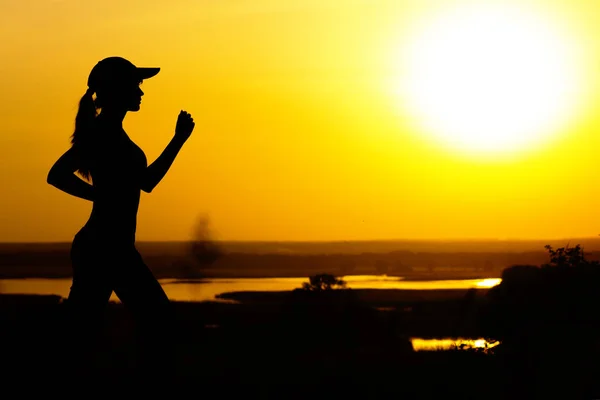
xmin=65 ymin=236 xmax=113 ymax=376
xmin=111 ymin=248 xmax=176 ymax=379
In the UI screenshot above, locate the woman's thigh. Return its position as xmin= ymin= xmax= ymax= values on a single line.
xmin=67 ymin=234 xmax=113 ymax=315
xmin=112 ymin=249 xmax=171 ymax=325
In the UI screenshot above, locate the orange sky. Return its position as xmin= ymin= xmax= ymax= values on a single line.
xmin=2 ymin=0 xmax=600 ymax=242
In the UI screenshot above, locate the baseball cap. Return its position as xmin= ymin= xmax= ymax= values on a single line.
xmin=87 ymin=56 xmax=160 ymax=92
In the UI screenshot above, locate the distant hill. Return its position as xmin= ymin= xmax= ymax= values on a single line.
xmin=2 ymin=238 xmax=600 ymax=280
xmin=194 ymin=238 xmax=600 ymax=254
xmin=2 ymin=238 xmax=599 ymax=255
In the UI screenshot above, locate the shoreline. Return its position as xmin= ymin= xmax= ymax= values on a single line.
xmin=0 ymin=287 xmax=490 ymax=305
xmin=0 ymin=273 xmax=496 ymax=281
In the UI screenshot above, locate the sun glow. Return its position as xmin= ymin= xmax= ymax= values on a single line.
xmin=395 ymin=3 xmax=586 ymax=158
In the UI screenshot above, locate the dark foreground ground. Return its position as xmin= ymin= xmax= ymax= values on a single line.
xmin=1 ymin=289 xmax=599 ymax=399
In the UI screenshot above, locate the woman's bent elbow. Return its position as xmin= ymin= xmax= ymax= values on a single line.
xmin=141 ymin=183 xmax=154 ymax=193
xmin=47 ymin=171 xmax=58 ymax=186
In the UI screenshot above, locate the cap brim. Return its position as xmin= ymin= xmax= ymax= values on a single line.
xmin=137 ymin=67 xmax=160 ymax=80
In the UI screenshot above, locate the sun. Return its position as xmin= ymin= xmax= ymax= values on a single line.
xmin=395 ymin=3 xmax=585 ymax=158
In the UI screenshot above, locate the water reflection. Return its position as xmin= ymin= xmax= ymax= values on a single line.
xmin=0 ymin=275 xmax=502 ymax=302
xmin=475 ymin=278 xmax=502 ymax=288
xmin=411 ymin=338 xmax=500 ymax=352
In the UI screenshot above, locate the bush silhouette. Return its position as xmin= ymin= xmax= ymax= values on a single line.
xmin=301 ymin=274 xmax=347 ymax=291
xmin=480 ymin=243 xmax=600 ymax=338
xmin=477 ymin=243 xmax=600 ymax=397
xmin=542 ymin=244 xmax=599 ymax=269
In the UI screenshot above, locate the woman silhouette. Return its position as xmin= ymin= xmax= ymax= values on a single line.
xmin=47 ymin=56 xmax=194 ymax=376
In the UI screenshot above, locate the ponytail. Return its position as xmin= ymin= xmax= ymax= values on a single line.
xmin=70 ymin=87 xmax=98 ymax=180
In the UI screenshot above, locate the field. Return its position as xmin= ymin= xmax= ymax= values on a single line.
xmin=2 ymin=240 xmax=600 ymax=397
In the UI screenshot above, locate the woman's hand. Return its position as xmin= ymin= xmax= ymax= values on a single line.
xmin=175 ymin=110 xmax=195 ymax=143
xmin=143 ymin=111 xmax=195 ymax=192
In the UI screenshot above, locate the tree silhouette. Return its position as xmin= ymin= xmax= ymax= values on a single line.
xmin=180 ymin=214 xmax=222 ymax=280
xmin=191 ymin=215 xmax=222 ymax=267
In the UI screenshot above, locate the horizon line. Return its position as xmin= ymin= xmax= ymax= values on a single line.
xmin=2 ymin=237 xmax=600 ymax=245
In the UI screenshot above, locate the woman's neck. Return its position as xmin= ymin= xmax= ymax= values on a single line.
xmin=97 ymin=108 xmax=127 ymax=129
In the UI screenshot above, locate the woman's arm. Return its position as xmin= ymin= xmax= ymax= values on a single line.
xmin=47 ymin=147 xmax=95 ymax=201
xmin=141 ymin=136 xmax=186 ymax=193
xmin=141 ymin=110 xmax=194 ymax=193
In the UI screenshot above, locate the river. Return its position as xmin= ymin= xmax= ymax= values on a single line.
xmin=0 ymin=275 xmax=501 ymax=302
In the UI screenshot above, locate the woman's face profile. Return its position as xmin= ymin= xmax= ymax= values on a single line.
xmin=123 ymin=81 xmax=144 ymax=112
xmin=100 ymin=81 xmax=144 ymax=112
